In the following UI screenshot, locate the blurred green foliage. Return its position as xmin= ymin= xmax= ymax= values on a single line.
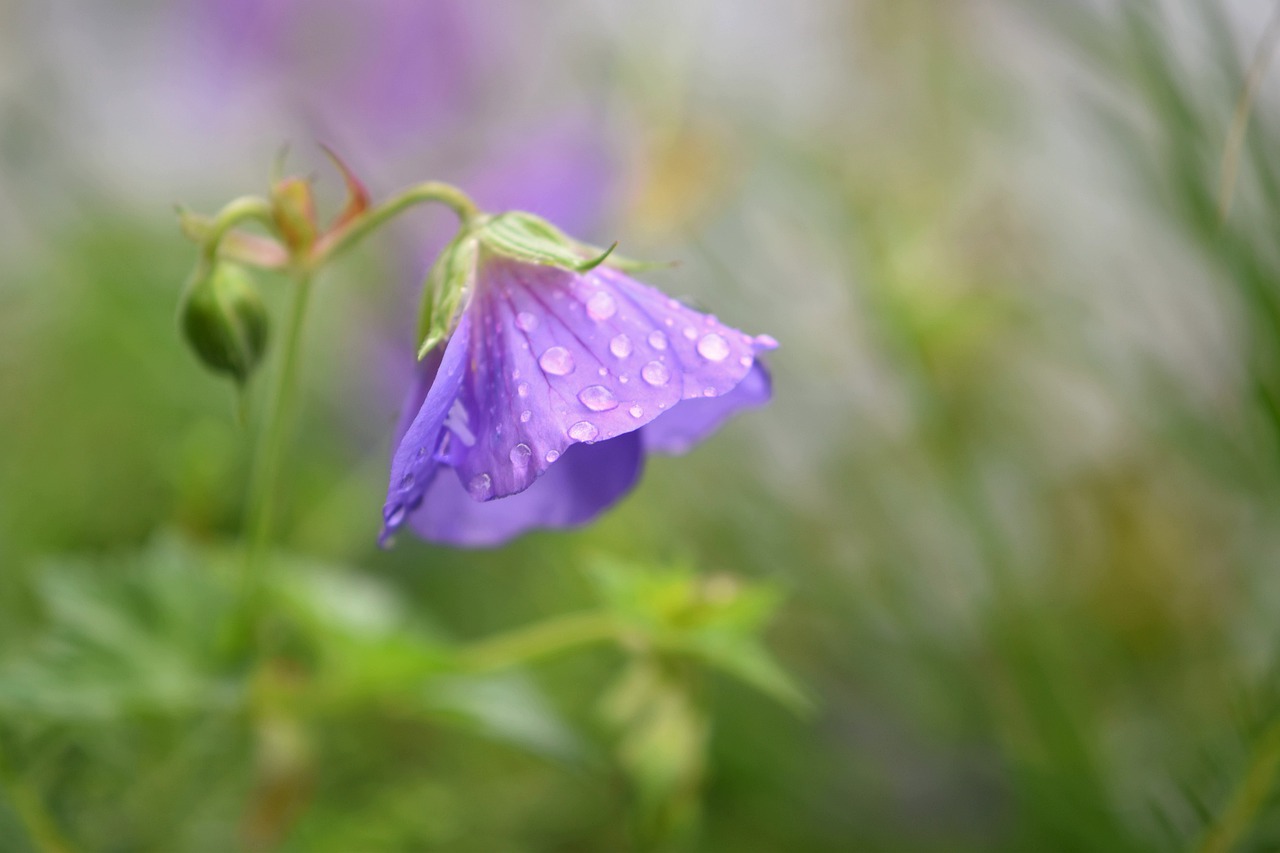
xmin=9 ymin=0 xmax=1280 ymax=850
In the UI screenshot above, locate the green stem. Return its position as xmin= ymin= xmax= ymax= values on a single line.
xmin=456 ymin=612 xmax=622 ymax=673
xmin=199 ymin=196 xmax=275 ymax=263
xmin=1197 ymin=717 xmax=1280 ymax=853
xmin=0 ymin=738 xmax=76 ymax=853
xmin=238 ymin=268 xmax=314 ymax=647
xmin=313 ymin=181 xmax=480 ymax=263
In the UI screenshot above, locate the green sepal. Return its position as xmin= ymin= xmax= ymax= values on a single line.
xmin=179 ymin=261 xmax=270 ymax=386
xmin=477 ymin=211 xmax=615 ymax=271
xmin=416 ymin=230 xmax=479 ymax=360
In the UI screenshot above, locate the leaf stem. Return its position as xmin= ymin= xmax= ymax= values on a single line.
xmin=455 ymin=612 xmax=623 ymax=673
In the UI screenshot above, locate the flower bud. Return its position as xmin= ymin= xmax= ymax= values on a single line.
xmin=270 ymin=177 xmax=319 ymax=254
xmin=179 ymin=261 xmax=270 ymax=385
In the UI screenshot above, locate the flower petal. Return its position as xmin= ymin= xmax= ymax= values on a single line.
xmin=643 ymin=360 xmax=774 ymax=455
xmin=380 ymin=312 xmax=473 ymax=544
xmin=405 ymin=432 xmax=644 ymax=547
xmin=448 ymin=257 xmax=767 ymax=501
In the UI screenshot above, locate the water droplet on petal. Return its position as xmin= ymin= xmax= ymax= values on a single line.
xmin=740 ymin=356 xmax=752 ymax=367
xmin=384 ymin=503 xmax=406 ymax=526
xmin=517 ymin=381 xmax=530 ymax=397
xmin=629 ymin=404 xmax=643 ymax=418
xmin=697 ymin=332 xmax=730 ymax=361
xmin=619 ymin=374 xmax=629 ymax=384
xmin=569 ymin=421 xmax=599 ymax=441
xmin=704 ymin=387 xmax=717 ymax=397
xmin=586 ymin=291 xmax=617 ymax=320
xmin=515 ymin=311 xmax=539 ymax=331
xmin=512 ymin=368 xmax=521 ymax=379
xmin=520 ymin=410 xmax=532 ymax=423
xmin=648 ymin=330 xmax=668 ymax=350
xmin=545 ymin=450 xmax=560 ymax=463
xmin=539 ymin=346 xmax=575 ymax=376
xmin=399 ymin=473 xmax=415 ymax=490
xmin=610 ymin=334 xmax=633 ymax=358
xmin=664 ymin=317 xmax=674 ymax=327
xmin=468 ymin=473 xmax=492 ymax=499
xmin=642 ymin=361 xmax=670 ymax=386
xmin=598 ymin=366 xmax=608 ymax=377
xmin=683 ymin=326 xmax=697 ymax=341
xmin=509 ymin=443 xmax=532 ymax=466
xmin=579 ymin=386 xmax=618 ymax=412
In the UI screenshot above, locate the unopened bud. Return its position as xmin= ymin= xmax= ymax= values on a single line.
xmin=270 ymin=177 xmax=318 ymax=254
xmin=180 ymin=262 xmax=270 ymax=385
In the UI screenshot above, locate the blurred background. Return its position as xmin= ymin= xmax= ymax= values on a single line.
xmin=5 ymin=0 xmax=1280 ymax=849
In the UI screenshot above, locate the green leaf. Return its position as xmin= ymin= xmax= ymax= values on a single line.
xmin=478 ymin=211 xmax=616 ymax=272
xmin=416 ymin=231 xmax=479 ymax=360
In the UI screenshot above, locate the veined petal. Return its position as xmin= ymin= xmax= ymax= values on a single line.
xmin=447 ymin=256 xmax=767 ymax=501
xmin=643 ymin=360 xmax=774 ymax=455
xmin=380 ymin=312 xmax=473 ymax=544
xmin=406 ymin=432 xmax=644 ymax=547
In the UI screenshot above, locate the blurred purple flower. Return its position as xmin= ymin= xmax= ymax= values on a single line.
xmin=181 ymin=0 xmax=497 ymax=156
xmin=381 ymin=258 xmax=777 ymax=548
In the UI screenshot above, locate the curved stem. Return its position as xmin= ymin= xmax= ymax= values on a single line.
xmin=200 ymin=196 xmax=275 ymax=263
xmin=455 ymin=612 xmax=623 ymax=673
xmin=313 ymin=181 xmax=480 ymax=263
xmin=237 ymin=269 xmax=314 ymax=648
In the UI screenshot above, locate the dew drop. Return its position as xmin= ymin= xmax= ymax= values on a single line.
xmin=509 ymin=443 xmax=532 ymax=466
xmin=578 ymin=385 xmax=619 ymax=412
xmin=648 ymin=330 xmax=668 ymax=350
xmin=545 ymin=450 xmax=560 ymax=463
xmin=629 ymin=404 xmax=643 ymax=418
xmin=664 ymin=317 xmax=675 ymax=327
xmin=598 ymin=366 xmax=608 ymax=377
xmin=468 ymin=473 xmax=492 ymax=499
xmin=568 ymin=421 xmax=599 ymax=442
xmin=399 ymin=473 xmax=415 ymax=490
xmin=517 ymin=381 xmax=530 ymax=397
xmin=697 ymin=332 xmax=730 ymax=361
xmin=619 ymin=374 xmax=630 ymax=384
xmin=520 ymin=410 xmax=532 ymax=423
xmin=683 ymin=326 xmax=698 ymax=341
xmin=383 ymin=503 xmax=406 ymax=527
xmin=740 ymin=356 xmax=752 ymax=367
xmin=610 ymin=334 xmax=633 ymax=358
xmin=586 ymin=291 xmax=617 ymax=321
xmin=539 ymin=346 xmax=575 ymax=376
xmin=641 ymin=361 xmax=670 ymax=386
xmin=515 ymin=311 xmax=539 ymax=332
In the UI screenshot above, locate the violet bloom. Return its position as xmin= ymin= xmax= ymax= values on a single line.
xmin=381 ymin=214 xmax=776 ymax=548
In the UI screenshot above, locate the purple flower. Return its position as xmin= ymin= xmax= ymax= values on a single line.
xmin=381 ymin=228 xmax=777 ymax=548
